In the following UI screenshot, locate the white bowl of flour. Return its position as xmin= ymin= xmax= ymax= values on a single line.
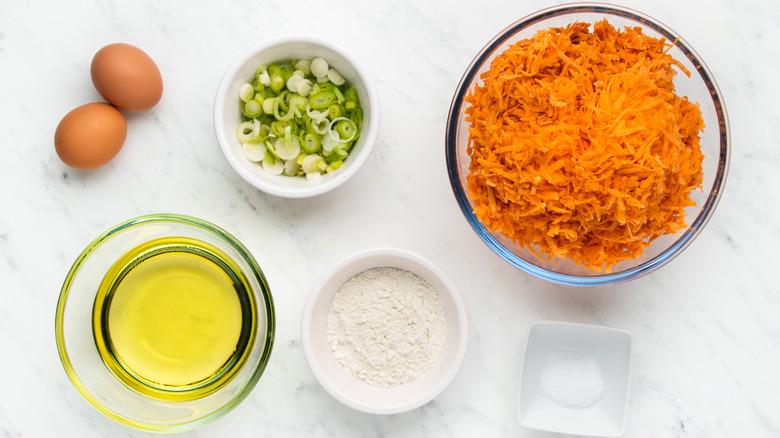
xmin=301 ymin=247 xmax=468 ymax=414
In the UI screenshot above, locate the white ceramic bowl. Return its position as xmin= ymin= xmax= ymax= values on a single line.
xmin=518 ymin=321 xmax=633 ymax=437
xmin=214 ymin=36 xmax=380 ymax=198
xmin=301 ymin=248 xmax=468 ymax=414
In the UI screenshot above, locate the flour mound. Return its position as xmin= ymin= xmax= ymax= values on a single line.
xmin=327 ymin=267 xmax=448 ymax=388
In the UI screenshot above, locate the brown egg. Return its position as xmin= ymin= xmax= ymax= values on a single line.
xmin=91 ymin=43 xmax=163 ymax=111
xmin=55 ymin=102 xmax=127 ymax=169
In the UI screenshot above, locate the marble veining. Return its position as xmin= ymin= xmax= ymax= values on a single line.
xmin=1 ymin=0 xmax=779 ymax=436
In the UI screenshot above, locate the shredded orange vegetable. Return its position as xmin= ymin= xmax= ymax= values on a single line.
xmin=465 ymin=20 xmax=704 ymax=271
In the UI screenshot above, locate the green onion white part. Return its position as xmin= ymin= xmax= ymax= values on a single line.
xmin=294 ymin=59 xmax=311 ymax=75
xmin=327 ymin=69 xmax=345 ymax=86
xmin=310 ymin=57 xmax=328 ymax=79
xmin=283 ymin=157 xmax=301 ymax=176
xmin=239 ymin=83 xmax=254 ymax=102
xmin=262 ymin=155 xmax=284 ymax=175
xmin=301 ymin=154 xmax=327 ymax=175
xmin=275 ymin=137 xmax=301 ymax=160
xmin=242 ymin=142 xmax=267 ymax=162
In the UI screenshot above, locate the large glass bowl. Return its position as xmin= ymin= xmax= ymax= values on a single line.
xmin=445 ymin=3 xmax=730 ymax=286
xmin=55 ymin=214 xmax=275 ymax=431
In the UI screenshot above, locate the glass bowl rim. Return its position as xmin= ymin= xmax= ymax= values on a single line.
xmin=445 ymin=2 xmax=731 ymax=287
xmin=54 ymin=213 xmax=276 ymax=432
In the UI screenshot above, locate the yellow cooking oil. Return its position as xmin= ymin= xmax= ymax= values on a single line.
xmin=92 ymin=236 xmax=257 ymax=401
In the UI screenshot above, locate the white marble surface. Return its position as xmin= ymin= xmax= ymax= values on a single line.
xmin=1 ymin=0 xmax=778 ymax=436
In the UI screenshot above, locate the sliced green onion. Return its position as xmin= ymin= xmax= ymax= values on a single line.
xmin=267 ymin=64 xmax=282 ymax=78
xmin=283 ymin=158 xmax=301 ymax=176
xmin=344 ymin=87 xmax=358 ymax=110
xmin=271 ymin=120 xmax=293 ymax=137
xmin=254 ymin=123 xmax=271 ymax=144
xmin=327 ymin=104 xmax=344 ymax=119
xmin=302 ymin=154 xmax=327 ymax=174
xmin=279 ymin=89 xmax=293 ymax=107
xmin=333 ymin=142 xmax=349 ymax=156
xmin=310 ymin=117 xmax=330 ymax=135
xmin=296 ymin=79 xmax=313 ymax=96
xmin=257 ymin=69 xmax=271 ymax=86
xmin=270 ymin=83 xmax=284 ymax=96
xmin=306 ymin=105 xmax=328 ymax=120
xmin=321 ymin=132 xmax=339 ymax=152
xmin=326 ymin=146 xmax=348 ymax=163
xmin=327 ymin=68 xmax=345 ymax=86
xmin=350 ymin=106 xmax=363 ymax=126
xmin=268 ymin=64 xmax=284 ymax=93
xmin=294 ymin=59 xmax=311 ymax=76
xmin=275 ymin=136 xmax=301 ymax=160
xmin=328 ymin=117 xmax=357 ymax=143
xmin=242 ymin=141 xmax=267 ymax=162
xmin=333 ymin=85 xmax=345 ymax=104
xmin=280 ymin=66 xmax=295 ymax=83
xmin=260 ymin=87 xmax=276 ymax=99
xmin=237 ymin=57 xmax=363 ymax=182
xmin=237 ymin=119 xmax=263 ymax=143
xmin=239 ymin=83 xmax=254 ymax=102
xmin=309 ymin=90 xmax=336 ymax=110
xmin=317 ymin=82 xmax=345 ymax=104
xmin=292 ymin=95 xmax=308 ymax=112
xmin=264 ymin=139 xmax=279 ymax=160
xmin=262 ymin=153 xmax=284 ymax=175
xmin=336 ymin=118 xmax=356 ymax=140
xmin=262 ymin=97 xmax=275 ymax=114
xmin=302 ymin=132 xmax=321 ymax=154
xmin=286 ymin=74 xmax=302 ymax=93
xmin=243 ymin=99 xmax=263 ymax=118
xmin=273 ymin=90 xmax=295 ymax=121
xmin=311 ymin=57 xmax=329 ymax=79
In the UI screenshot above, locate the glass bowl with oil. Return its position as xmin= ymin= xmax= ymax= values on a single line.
xmin=55 ymin=214 xmax=275 ymax=432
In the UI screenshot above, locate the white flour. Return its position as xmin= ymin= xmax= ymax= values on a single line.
xmin=327 ymin=267 xmax=447 ymax=388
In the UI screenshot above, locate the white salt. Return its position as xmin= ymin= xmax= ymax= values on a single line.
xmin=540 ymin=350 xmax=603 ymax=409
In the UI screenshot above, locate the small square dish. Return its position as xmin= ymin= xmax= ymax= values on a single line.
xmin=518 ymin=321 xmax=633 ymax=437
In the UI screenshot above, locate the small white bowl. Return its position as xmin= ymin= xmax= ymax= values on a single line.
xmin=301 ymin=248 xmax=468 ymax=414
xmin=519 ymin=321 xmax=633 ymax=437
xmin=214 ymin=36 xmax=380 ymax=198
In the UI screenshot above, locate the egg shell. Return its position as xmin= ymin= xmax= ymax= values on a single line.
xmin=91 ymin=43 xmax=163 ymax=111
xmin=55 ymin=102 xmax=127 ymax=169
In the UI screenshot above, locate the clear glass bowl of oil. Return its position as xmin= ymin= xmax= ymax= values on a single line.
xmin=55 ymin=214 xmax=275 ymax=432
